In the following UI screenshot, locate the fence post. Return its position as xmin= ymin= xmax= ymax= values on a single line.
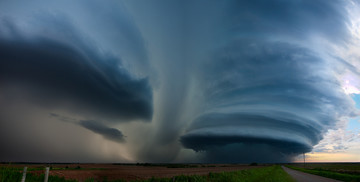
xmin=44 ymin=167 xmax=50 ymax=182
xmin=21 ymin=167 xmax=27 ymax=182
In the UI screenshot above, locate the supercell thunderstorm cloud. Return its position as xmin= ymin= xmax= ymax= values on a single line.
xmin=0 ymin=0 xmax=359 ymax=163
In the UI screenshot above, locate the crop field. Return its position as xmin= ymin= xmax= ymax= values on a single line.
xmin=0 ymin=166 xmax=75 ymax=182
xmin=286 ymin=163 xmax=360 ymax=182
xmin=0 ymin=163 xmax=294 ymax=182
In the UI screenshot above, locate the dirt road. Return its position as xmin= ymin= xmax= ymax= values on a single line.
xmin=282 ymin=166 xmax=342 ymax=182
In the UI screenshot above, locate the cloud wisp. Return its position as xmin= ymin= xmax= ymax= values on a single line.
xmin=50 ymin=113 xmax=126 ymax=143
xmin=79 ymin=120 xmax=126 ymax=143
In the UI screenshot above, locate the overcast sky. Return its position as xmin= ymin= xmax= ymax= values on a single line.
xmin=0 ymin=0 xmax=360 ymax=163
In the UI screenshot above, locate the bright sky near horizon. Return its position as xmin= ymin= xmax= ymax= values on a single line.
xmin=302 ymin=94 xmax=360 ymax=163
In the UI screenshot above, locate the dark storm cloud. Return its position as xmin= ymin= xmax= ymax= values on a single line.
xmin=181 ymin=112 xmax=319 ymax=152
xmin=180 ymin=40 xmax=354 ymax=162
xmin=50 ymin=113 xmax=126 ymax=143
xmin=180 ymin=0 xmax=357 ymax=162
xmin=0 ymin=19 xmax=152 ymax=121
xmin=224 ymin=0 xmax=350 ymax=44
xmin=0 ymin=0 xmax=154 ymax=162
xmin=0 ymin=0 xmax=358 ymax=163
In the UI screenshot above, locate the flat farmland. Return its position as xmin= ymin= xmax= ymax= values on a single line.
xmin=289 ymin=163 xmax=360 ymax=175
xmin=286 ymin=163 xmax=360 ymax=182
xmin=0 ymin=163 xmax=264 ymax=182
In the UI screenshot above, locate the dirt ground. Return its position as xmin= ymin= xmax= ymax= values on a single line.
xmin=1 ymin=163 xmax=263 ymax=181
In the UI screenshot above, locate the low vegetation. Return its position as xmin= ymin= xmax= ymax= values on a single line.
xmin=286 ymin=165 xmax=360 ymax=182
xmin=1 ymin=165 xmax=293 ymax=182
xmin=114 ymin=165 xmax=294 ymax=182
xmin=290 ymin=163 xmax=360 ymax=175
xmin=0 ymin=166 xmax=76 ymax=182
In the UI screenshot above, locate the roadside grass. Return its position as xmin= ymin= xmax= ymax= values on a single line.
xmin=286 ymin=165 xmax=360 ymax=182
xmin=1 ymin=165 xmax=294 ymax=182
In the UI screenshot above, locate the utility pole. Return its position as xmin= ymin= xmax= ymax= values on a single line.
xmin=303 ymin=153 xmax=305 ymax=168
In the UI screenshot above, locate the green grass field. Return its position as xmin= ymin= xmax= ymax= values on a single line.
xmin=0 ymin=166 xmax=76 ymax=182
xmin=1 ymin=165 xmax=294 ymax=182
xmin=290 ymin=163 xmax=360 ymax=174
xmin=286 ymin=165 xmax=360 ymax=182
xmin=135 ymin=165 xmax=294 ymax=182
